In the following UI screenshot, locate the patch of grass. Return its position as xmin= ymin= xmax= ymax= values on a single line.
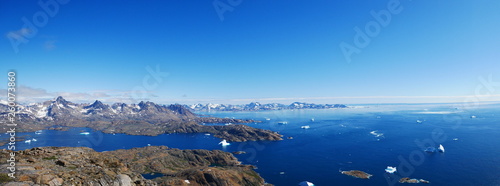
xmin=245 ymin=171 xmax=261 ymax=180
xmin=43 ymin=156 xmax=57 ymax=160
xmin=0 ymin=173 xmax=14 ymax=183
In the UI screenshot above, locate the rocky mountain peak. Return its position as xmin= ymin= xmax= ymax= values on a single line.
xmin=54 ymin=96 xmax=70 ymax=105
xmin=85 ymin=100 xmax=107 ymax=110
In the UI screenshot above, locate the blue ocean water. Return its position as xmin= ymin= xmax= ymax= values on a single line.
xmin=3 ymin=103 xmax=500 ymax=185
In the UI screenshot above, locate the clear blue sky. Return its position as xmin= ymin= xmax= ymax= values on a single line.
xmin=1 ymin=0 xmax=500 ymax=104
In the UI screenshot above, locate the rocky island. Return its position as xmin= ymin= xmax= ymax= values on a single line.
xmin=0 ymin=146 xmax=271 ymax=185
xmin=0 ymin=97 xmax=282 ymax=142
xmin=399 ymin=177 xmax=430 ymax=184
xmin=340 ymin=170 xmax=373 ymax=179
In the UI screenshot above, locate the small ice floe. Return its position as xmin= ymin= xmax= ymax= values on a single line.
xmin=298 ymin=181 xmax=315 ymax=186
xmin=311 ymin=118 xmax=315 ymax=122
xmin=205 ymin=133 xmax=211 ymax=136
xmin=279 ymin=172 xmax=285 ymax=175
xmin=32 ymin=138 xmax=37 ymax=142
xmin=278 ymin=121 xmax=288 ymax=125
xmin=301 ymin=125 xmax=310 ymax=129
xmin=438 ymin=144 xmax=445 ymax=153
xmin=184 ymin=180 xmax=190 ymax=184
xmin=147 ymin=144 xmax=151 ymax=146
xmin=24 ymin=140 xmax=31 ymax=143
xmin=219 ymin=139 xmax=230 ymax=146
xmin=225 ymin=123 xmax=232 ymax=125
xmin=35 ymin=130 xmax=43 ymax=135
xmin=385 ymin=166 xmax=397 ymax=174
xmin=80 ymin=132 xmax=90 ymax=135
xmin=370 ymin=130 xmax=384 ymax=137
xmin=424 ymin=147 xmax=436 ymax=153
xmin=416 ymin=119 xmax=423 ymax=124
xmin=265 ymin=117 xmax=271 ymax=121
xmin=453 ymin=138 xmax=459 ymax=141
xmin=470 ymin=115 xmax=477 ymax=119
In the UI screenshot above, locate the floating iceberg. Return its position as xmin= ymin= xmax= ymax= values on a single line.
xmin=278 ymin=121 xmax=288 ymax=125
xmin=184 ymin=180 xmax=190 ymax=184
xmin=470 ymin=115 xmax=477 ymax=118
xmin=301 ymin=125 xmax=310 ymax=129
xmin=219 ymin=140 xmax=230 ymax=146
xmin=438 ymin=144 xmax=445 ymax=153
xmin=416 ymin=120 xmax=423 ymax=124
xmin=385 ymin=166 xmax=397 ymax=174
xmin=32 ymin=138 xmax=37 ymax=142
xmin=370 ymin=130 xmax=384 ymax=137
xmin=298 ymin=181 xmax=315 ymax=186
xmin=205 ymin=133 xmax=211 ymax=136
xmin=453 ymin=138 xmax=459 ymax=141
xmin=24 ymin=140 xmax=31 ymax=143
xmin=35 ymin=130 xmax=43 ymax=135
xmin=80 ymin=132 xmax=90 ymax=135
xmin=311 ymin=118 xmax=315 ymax=122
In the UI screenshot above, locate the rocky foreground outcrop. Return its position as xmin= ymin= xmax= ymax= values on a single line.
xmin=0 ymin=146 xmax=272 ymax=186
xmin=0 ymin=97 xmax=282 ymax=142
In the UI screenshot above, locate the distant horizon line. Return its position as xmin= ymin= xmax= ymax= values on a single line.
xmin=3 ymin=95 xmax=500 ymax=106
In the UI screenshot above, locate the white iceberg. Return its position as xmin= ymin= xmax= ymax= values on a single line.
xmin=301 ymin=125 xmax=310 ymax=129
xmin=35 ymin=130 xmax=43 ymax=135
xmin=385 ymin=166 xmax=397 ymax=174
xmin=24 ymin=140 xmax=31 ymax=143
xmin=438 ymin=144 xmax=445 ymax=153
xmin=370 ymin=130 xmax=384 ymax=137
xmin=32 ymin=138 xmax=37 ymax=142
xmin=184 ymin=180 xmax=190 ymax=184
xmin=80 ymin=132 xmax=90 ymax=135
xmin=298 ymin=181 xmax=315 ymax=186
xmin=219 ymin=139 xmax=230 ymax=146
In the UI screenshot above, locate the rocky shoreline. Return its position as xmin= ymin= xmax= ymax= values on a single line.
xmin=0 ymin=146 xmax=272 ymax=185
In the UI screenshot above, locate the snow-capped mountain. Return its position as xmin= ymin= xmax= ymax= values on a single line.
xmin=0 ymin=96 xmax=195 ymax=122
xmin=0 ymin=96 xmax=282 ymax=141
xmin=187 ymin=102 xmax=347 ymax=112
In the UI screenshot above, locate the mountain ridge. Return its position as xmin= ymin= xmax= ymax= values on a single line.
xmin=187 ymin=102 xmax=348 ymax=111
xmin=0 ymin=97 xmax=282 ymax=142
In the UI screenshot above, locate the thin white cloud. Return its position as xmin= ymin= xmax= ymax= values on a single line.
xmin=6 ymin=28 xmax=32 ymax=39
xmin=156 ymin=95 xmax=500 ymax=104
xmin=1 ymin=86 xmax=500 ymax=105
xmin=44 ymin=40 xmax=56 ymax=50
xmin=0 ymin=86 xmax=137 ymax=104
